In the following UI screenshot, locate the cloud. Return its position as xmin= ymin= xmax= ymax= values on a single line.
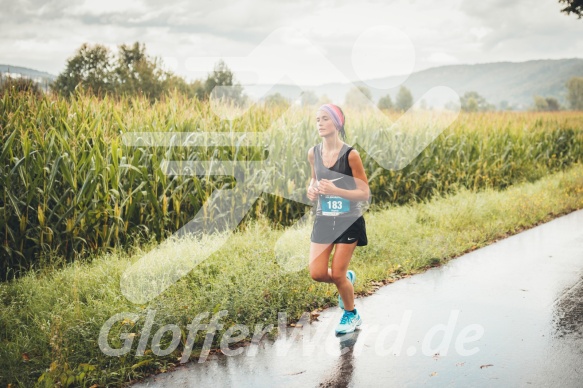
xmin=0 ymin=0 xmax=582 ymax=83
xmin=427 ymin=52 xmax=458 ymax=64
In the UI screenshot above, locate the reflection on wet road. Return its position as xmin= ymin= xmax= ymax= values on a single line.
xmin=318 ymin=331 xmax=359 ymax=388
xmin=132 ymin=210 xmax=583 ymax=387
xmin=554 ymin=276 xmax=583 ymax=338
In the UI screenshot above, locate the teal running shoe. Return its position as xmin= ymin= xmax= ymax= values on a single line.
xmin=335 ymin=309 xmax=362 ymax=334
xmin=338 ymin=270 xmax=356 ymax=310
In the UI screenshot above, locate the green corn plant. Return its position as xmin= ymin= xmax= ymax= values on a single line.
xmin=1 ymin=88 xmax=582 ymax=279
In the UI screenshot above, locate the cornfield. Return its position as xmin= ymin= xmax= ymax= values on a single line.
xmin=1 ymin=89 xmax=582 ymax=279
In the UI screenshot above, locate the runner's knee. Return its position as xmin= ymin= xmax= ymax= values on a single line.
xmin=310 ymin=270 xmax=328 ymax=282
xmin=330 ymin=270 xmax=348 ymax=285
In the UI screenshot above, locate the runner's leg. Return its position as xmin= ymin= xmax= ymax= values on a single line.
xmin=309 ymin=242 xmax=335 ymax=283
xmin=330 ymin=241 xmax=358 ymax=310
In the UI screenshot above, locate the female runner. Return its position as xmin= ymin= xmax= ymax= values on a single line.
xmin=306 ymin=103 xmax=370 ymax=334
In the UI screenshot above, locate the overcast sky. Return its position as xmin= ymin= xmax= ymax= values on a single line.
xmin=1 ymin=0 xmax=582 ymax=85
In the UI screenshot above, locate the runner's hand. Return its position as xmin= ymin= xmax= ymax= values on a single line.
xmin=307 ymin=185 xmax=319 ymax=201
xmin=317 ymin=179 xmax=338 ymax=195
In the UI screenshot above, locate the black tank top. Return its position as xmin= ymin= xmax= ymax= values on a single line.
xmin=313 ymin=143 xmax=363 ymax=218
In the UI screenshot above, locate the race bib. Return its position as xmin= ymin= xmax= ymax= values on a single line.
xmin=320 ymin=195 xmax=350 ymax=216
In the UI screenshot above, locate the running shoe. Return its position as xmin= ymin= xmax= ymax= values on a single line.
xmin=338 ymin=270 xmax=356 ymax=310
xmin=335 ymin=309 xmax=362 ymax=334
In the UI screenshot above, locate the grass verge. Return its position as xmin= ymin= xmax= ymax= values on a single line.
xmin=1 ymin=162 xmax=583 ymax=387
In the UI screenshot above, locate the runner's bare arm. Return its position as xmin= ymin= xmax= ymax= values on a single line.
xmin=307 ymin=147 xmax=318 ymax=201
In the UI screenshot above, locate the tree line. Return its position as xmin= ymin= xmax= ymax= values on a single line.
xmin=342 ymin=81 xmax=583 ymax=112
xmin=0 ymin=42 xmax=244 ymax=104
xmin=46 ymin=42 xmax=244 ymax=103
xmin=531 ymin=77 xmax=583 ymax=111
xmin=2 ymin=41 xmax=583 ymax=112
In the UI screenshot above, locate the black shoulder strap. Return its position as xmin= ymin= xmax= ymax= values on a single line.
xmin=345 ymin=146 xmax=354 ymax=158
xmin=313 ymin=144 xmax=319 ymax=181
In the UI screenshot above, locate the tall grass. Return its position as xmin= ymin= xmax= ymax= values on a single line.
xmin=1 ymin=89 xmax=582 ymax=279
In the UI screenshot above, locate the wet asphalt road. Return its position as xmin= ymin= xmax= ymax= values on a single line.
xmin=132 ymin=209 xmax=583 ymax=387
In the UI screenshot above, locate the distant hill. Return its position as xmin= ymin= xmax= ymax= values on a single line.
xmin=254 ymin=58 xmax=583 ymax=110
xmin=0 ymin=65 xmax=56 ymax=91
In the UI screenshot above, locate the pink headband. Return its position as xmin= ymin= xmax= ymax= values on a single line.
xmin=318 ymin=103 xmax=345 ymax=131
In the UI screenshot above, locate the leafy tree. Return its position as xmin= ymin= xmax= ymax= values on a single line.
xmin=559 ymin=0 xmax=583 ymax=18
xmin=0 ymin=75 xmax=42 ymax=98
xmin=498 ymin=100 xmax=512 ymax=111
xmin=52 ymin=43 xmax=114 ymax=96
xmin=377 ymin=94 xmax=393 ymax=110
xmin=546 ymin=98 xmax=560 ymax=111
xmin=395 ymin=86 xmax=413 ymax=111
xmin=114 ymin=42 xmax=168 ymax=101
xmin=566 ymin=77 xmax=583 ymax=110
xmin=164 ymin=76 xmax=207 ymax=100
xmin=444 ymin=100 xmax=460 ymax=111
xmin=163 ymin=74 xmax=190 ymax=96
xmin=460 ymin=91 xmax=495 ymax=112
xmin=300 ymin=90 xmax=319 ymax=107
xmin=533 ymin=96 xmax=561 ymax=111
xmin=182 ymin=79 xmax=207 ymax=100
xmin=204 ymin=59 xmax=244 ymax=105
xmin=263 ymin=92 xmax=290 ymax=108
xmin=345 ymin=85 xmax=373 ymax=108
xmin=52 ymin=41 xmax=215 ymax=102
xmin=533 ymin=96 xmax=548 ymax=111
xmin=190 ymin=79 xmax=207 ymax=100
xmin=52 ymin=41 xmax=186 ymax=101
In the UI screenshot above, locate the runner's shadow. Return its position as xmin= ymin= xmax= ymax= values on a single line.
xmin=318 ymin=330 xmax=361 ymax=387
